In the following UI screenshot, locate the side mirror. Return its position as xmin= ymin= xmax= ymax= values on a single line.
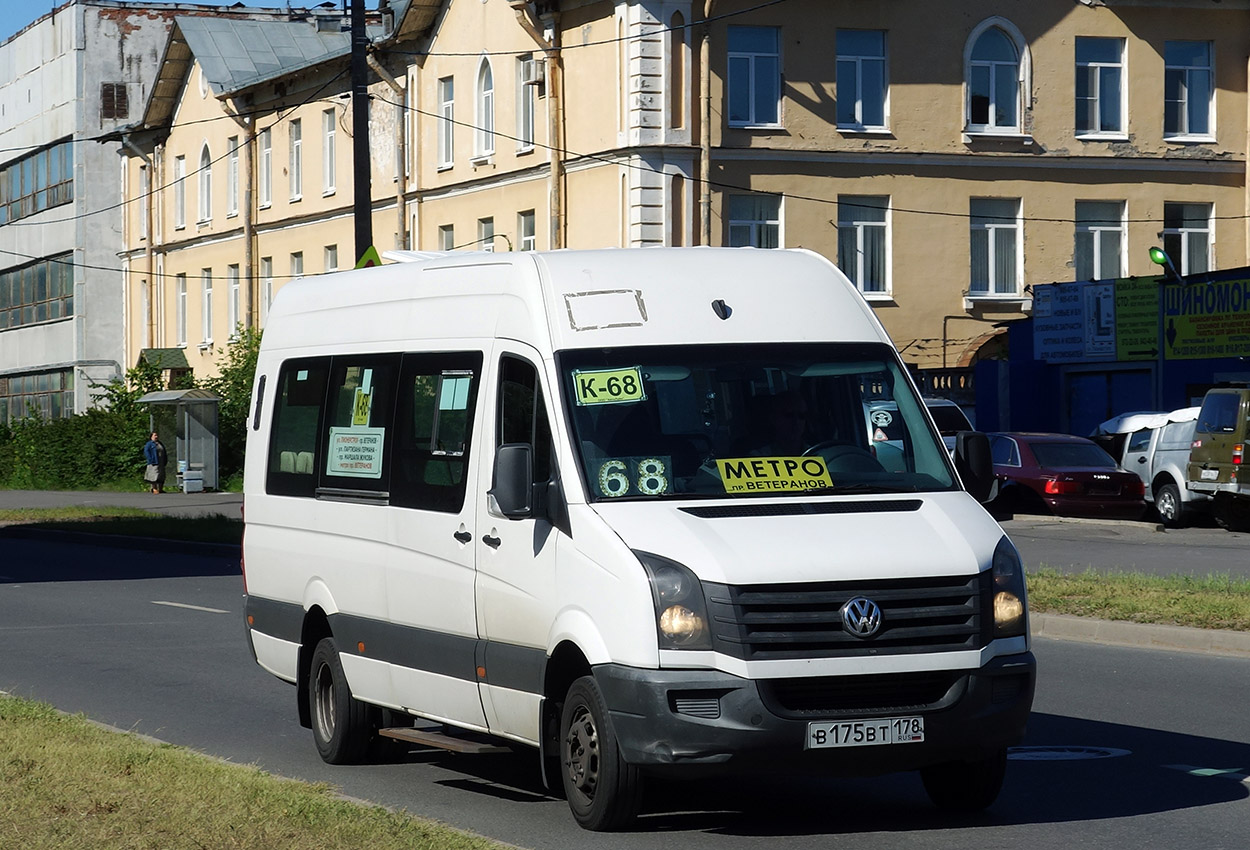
xmin=489 ymin=443 xmax=533 ymax=518
xmin=954 ymin=431 xmax=995 ymax=504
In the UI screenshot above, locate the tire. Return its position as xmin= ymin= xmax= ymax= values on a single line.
xmin=560 ymin=676 xmax=643 ymax=831
xmin=1154 ymin=483 xmax=1185 ymax=528
xmin=309 ymin=637 xmax=373 ymax=765
xmin=920 ymin=748 xmax=1007 ymax=812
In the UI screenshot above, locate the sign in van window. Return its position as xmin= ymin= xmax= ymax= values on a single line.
xmin=716 ymin=456 xmax=833 ymax=493
xmin=327 ymin=426 xmax=386 ymax=478
xmin=572 ymin=366 xmax=646 ymax=405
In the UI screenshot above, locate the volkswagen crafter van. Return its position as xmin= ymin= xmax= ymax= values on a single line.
xmin=242 ymin=247 xmax=1035 ymax=831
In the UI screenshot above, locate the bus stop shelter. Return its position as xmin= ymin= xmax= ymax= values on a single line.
xmin=137 ymin=388 xmax=221 ymax=491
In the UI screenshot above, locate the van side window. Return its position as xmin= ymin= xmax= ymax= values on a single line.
xmin=1126 ymin=429 xmax=1152 ymax=453
xmin=1196 ymin=393 xmax=1240 ymax=434
xmin=498 ymin=356 xmax=552 ymax=483
xmin=267 ymin=358 xmax=330 ymax=497
xmin=392 ymin=352 xmax=483 ymax=512
xmin=319 ymin=355 xmax=400 ymax=493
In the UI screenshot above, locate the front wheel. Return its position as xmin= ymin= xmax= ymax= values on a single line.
xmin=920 ymin=749 xmax=1007 ymax=811
xmin=1154 ymin=483 xmax=1184 ymax=528
xmin=560 ymin=676 xmax=643 ymax=831
xmin=309 ymin=637 xmax=373 ymax=764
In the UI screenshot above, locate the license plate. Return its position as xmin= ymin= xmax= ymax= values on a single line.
xmin=806 ymin=716 xmax=924 ymax=749
xmin=1201 ymin=468 xmax=1219 ymax=481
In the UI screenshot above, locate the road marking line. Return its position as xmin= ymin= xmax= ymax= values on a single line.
xmin=1164 ymin=764 xmax=1250 ymax=783
xmin=151 ymin=600 xmax=230 ymax=615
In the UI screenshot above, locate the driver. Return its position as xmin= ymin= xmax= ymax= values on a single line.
xmin=752 ymin=390 xmax=809 ymax=456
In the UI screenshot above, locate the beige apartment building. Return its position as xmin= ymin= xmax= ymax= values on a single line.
xmin=117 ymin=0 xmax=1250 ymax=389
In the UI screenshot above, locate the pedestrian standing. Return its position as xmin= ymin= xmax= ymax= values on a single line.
xmin=143 ymin=431 xmax=168 ymax=494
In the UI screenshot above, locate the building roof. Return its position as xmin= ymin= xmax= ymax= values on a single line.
xmin=138 ymin=347 xmax=191 ymax=370
xmin=137 ymin=388 xmax=221 ymax=405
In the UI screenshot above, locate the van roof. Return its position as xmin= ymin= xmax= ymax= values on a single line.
xmin=261 ymin=247 xmax=889 ymax=355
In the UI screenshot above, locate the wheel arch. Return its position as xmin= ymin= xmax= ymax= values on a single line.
xmin=297 ymin=606 xmax=333 ymax=729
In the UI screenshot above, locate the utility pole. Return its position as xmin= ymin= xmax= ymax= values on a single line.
xmin=351 ymin=0 xmax=373 ymax=262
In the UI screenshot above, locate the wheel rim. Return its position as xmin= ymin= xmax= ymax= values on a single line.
xmin=1158 ymin=491 xmax=1177 ymax=520
xmin=563 ymin=703 xmax=600 ymax=800
xmin=313 ymin=660 xmax=337 ymax=743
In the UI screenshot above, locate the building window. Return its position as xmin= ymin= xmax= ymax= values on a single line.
xmin=290 ymin=251 xmax=304 ymax=280
xmin=516 ymin=55 xmax=535 ymax=151
xmin=518 ymin=210 xmax=536 ymax=251
xmin=438 ymin=77 xmax=454 ymax=169
xmin=837 ymin=196 xmax=889 ymax=295
xmin=260 ymin=257 xmax=273 ymax=326
xmin=173 ymin=155 xmax=186 ymax=229
xmin=0 ymin=253 xmax=74 ymax=331
xmin=1075 ymin=201 xmax=1125 ymax=281
xmin=967 ymin=25 xmax=1022 ymax=133
xmin=101 ymin=83 xmax=128 ymax=120
xmin=0 ymin=370 xmax=74 ymax=424
xmin=670 ymin=174 xmax=685 ymax=247
xmin=176 ymin=273 xmax=187 ymax=346
xmin=1163 ymin=202 xmax=1212 ymax=275
xmin=322 ymin=109 xmax=336 ymax=193
xmin=475 ymin=59 xmax=495 ymax=157
xmin=289 ymin=118 xmax=302 ymax=201
xmin=227 ymin=136 xmax=239 ymax=215
xmin=970 ymin=198 xmax=1021 ymax=295
xmin=836 ymin=30 xmax=887 ymax=130
xmin=201 ymin=268 xmax=213 ymax=344
xmin=1165 ymin=41 xmax=1213 ymax=138
xmin=325 ymin=244 xmax=338 ymax=272
xmin=727 ymin=26 xmax=780 ymax=127
xmin=259 ymin=128 xmax=272 ymax=207
xmin=197 ymin=144 xmax=212 ymax=223
xmin=0 ymin=139 xmax=73 ymax=225
xmin=1076 ymin=37 xmax=1124 ymax=136
xmin=478 ymin=217 xmax=495 ymax=251
xmin=439 ymin=224 xmax=455 ymax=250
xmin=669 ymin=12 xmax=686 ymax=129
xmin=139 ymin=165 xmax=149 ymax=239
xmin=227 ymin=264 xmax=240 ymax=336
xmin=727 ymin=194 xmax=781 ymax=248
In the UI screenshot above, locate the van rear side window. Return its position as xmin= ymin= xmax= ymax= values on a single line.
xmin=267 ymin=358 xmax=330 ymax=497
xmin=320 ymin=355 xmax=400 ymax=492
xmin=1197 ymin=393 xmax=1240 ymax=434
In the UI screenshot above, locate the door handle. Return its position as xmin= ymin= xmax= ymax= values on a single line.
xmin=454 ymin=530 xmax=472 ymax=544
xmin=483 ymin=534 xmax=502 ymax=549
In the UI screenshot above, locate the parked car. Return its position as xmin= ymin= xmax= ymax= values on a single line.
xmin=1091 ymin=407 xmax=1207 ymax=527
xmin=1187 ymin=386 xmax=1250 ymax=531
xmin=987 ymin=432 xmax=1146 ymax=520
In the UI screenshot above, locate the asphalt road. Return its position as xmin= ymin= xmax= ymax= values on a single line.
xmin=0 ymin=534 xmax=1247 ymax=849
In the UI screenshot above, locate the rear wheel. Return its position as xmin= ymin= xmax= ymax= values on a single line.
xmin=309 ymin=637 xmax=373 ymax=764
xmin=920 ymin=749 xmax=1007 ymax=812
xmin=560 ymin=676 xmax=642 ymax=831
xmin=1154 ymin=483 xmax=1184 ymax=528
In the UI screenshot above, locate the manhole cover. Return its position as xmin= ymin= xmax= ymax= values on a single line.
xmin=1008 ymin=746 xmax=1131 ymax=761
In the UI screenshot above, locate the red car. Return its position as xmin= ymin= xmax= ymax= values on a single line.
xmin=987 ymin=432 xmax=1146 ymax=520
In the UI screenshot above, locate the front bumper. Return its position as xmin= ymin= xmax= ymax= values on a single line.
xmin=594 ymin=651 xmax=1035 ymax=776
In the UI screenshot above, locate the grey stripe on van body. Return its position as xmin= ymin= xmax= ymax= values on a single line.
xmin=244 ymin=594 xmax=545 ymax=693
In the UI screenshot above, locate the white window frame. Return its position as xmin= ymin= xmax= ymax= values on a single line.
xmin=227 ymin=135 xmax=239 ymax=215
xmin=969 ymin=197 xmax=1022 ymax=297
xmin=1164 ymin=41 xmax=1214 ymax=141
xmin=439 ymin=224 xmax=455 ymax=250
xmin=290 ymin=251 xmax=304 ymax=280
xmin=518 ymin=210 xmax=536 ymax=251
xmin=1075 ymin=37 xmax=1125 ymax=138
xmin=175 ymin=273 xmax=187 ymax=346
xmin=227 ymin=263 xmax=240 ymax=337
xmin=478 ymin=217 xmax=495 ymax=252
xmin=474 ymin=58 xmax=495 ymax=158
xmin=322 ymin=108 xmax=337 ymax=194
xmin=727 ymin=26 xmax=781 ymax=128
xmin=835 ymin=30 xmax=888 ymax=132
xmin=325 ymin=244 xmax=338 ymax=272
xmin=437 ymin=77 xmax=455 ymax=169
xmin=726 ymin=194 xmax=782 ymax=248
xmin=516 ymin=55 xmax=535 ymax=152
xmin=197 ymin=144 xmax=212 ymax=223
xmin=289 ymin=118 xmax=302 ymax=202
xmin=259 ymin=257 xmax=273 ymax=326
xmin=139 ymin=164 xmax=149 ymax=239
xmin=1163 ymin=202 xmax=1213 ymax=275
xmin=1074 ymin=200 xmax=1126 ymax=281
xmin=200 ymin=267 xmax=213 ymax=346
xmin=173 ymin=155 xmax=186 ymax=229
xmin=963 ymin=19 xmax=1029 ymax=136
xmin=837 ymin=196 xmax=891 ymax=297
xmin=259 ymin=128 xmax=272 ymax=208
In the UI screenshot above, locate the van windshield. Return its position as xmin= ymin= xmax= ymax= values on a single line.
xmin=557 ymin=343 xmax=957 ymax=501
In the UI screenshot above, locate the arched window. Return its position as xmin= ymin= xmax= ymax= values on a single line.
xmin=965 ymin=20 xmax=1028 ymax=133
xmin=197 ymin=144 xmax=212 ymax=222
xmin=475 ymin=57 xmax=495 ymax=156
xmin=669 ymin=12 xmax=686 ymax=129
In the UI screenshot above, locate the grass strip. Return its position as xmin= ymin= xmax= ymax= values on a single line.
xmin=0 ymin=506 xmax=154 ymax=522
xmin=1027 ymin=568 xmax=1250 ymax=631
xmin=0 ymin=695 xmax=508 ymax=850
xmin=0 ymin=509 xmax=243 ymax=546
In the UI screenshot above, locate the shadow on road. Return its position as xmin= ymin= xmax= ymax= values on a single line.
xmin=0 ymin=533 xmax=240 ymax=583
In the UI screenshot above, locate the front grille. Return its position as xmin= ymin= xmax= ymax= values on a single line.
xmin=759 ymin=671 xmax=965 ymax=717
xmin=705 ymin=572 xmax=990 ymax=661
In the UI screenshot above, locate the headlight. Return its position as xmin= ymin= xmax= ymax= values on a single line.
xmin=991 ymin=536 xmax=1029 ymax=639
xmin=635 ymin=551 xmax=712 ymax=651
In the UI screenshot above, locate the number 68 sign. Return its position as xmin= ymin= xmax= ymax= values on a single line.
xmin=596 ymin=456 xmax=670 ymax=498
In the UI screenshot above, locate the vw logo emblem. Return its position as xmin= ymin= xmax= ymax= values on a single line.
xmin=841 ymin=597 xmax=882 ymax=638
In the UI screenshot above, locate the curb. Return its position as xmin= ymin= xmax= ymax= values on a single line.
xmin=1032 ymin=612 xmax=1250 ymax=659
xmin=0 ymin=524 xmax=241 ymax=560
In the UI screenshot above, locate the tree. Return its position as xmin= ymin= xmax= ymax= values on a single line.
xmin=202 ymin=327 xmax=262 ymax=480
